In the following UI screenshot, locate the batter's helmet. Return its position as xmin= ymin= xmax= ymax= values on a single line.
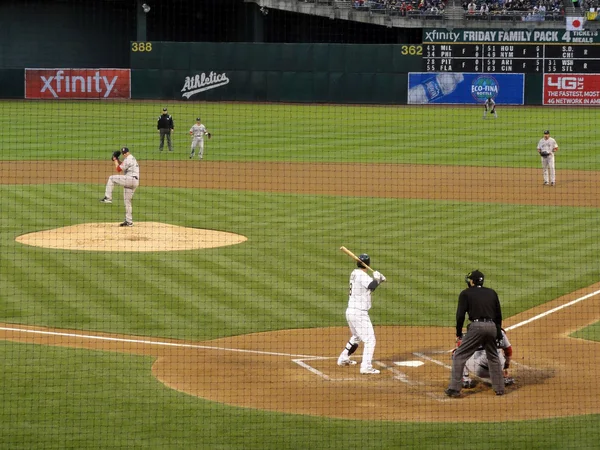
xmin=465 ymin=270 xmax=484 ymax=286
xmin=357 ymin=254 xmax=370 ymax=269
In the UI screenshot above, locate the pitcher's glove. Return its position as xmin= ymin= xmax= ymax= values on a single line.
xmin=206 ymin=132 xmax=212 ymax=139
xmin=112 ymin=150 xmax=122 ymax=161
xmin=540 ymin=151 xmax=550 ymax=157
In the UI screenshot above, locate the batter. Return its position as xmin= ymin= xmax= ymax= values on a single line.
xmin=337 ymin=253 xmax=386 ymax=374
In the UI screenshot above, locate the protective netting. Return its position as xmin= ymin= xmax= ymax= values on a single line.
xmin=1 ymin=0 xmax=599 ymax=448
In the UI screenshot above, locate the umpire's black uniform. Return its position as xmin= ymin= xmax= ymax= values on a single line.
xmin=446 ymin=270 xmax=505 ymax=396
xmin=157 ymin=108 xmax=174 ymax=151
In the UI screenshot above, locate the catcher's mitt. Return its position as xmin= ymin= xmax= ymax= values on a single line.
xmin=112 ymin=150 xmax=121 ymax=161
xmin=540 ymin=151 xmax=550 ymax=157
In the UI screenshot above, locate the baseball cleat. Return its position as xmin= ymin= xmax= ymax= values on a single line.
xmin=360 ymin=367 xmax=380 ymax=375
xmin=337 ymin=357 xmax=357 ymax=367
xmin=119 ymin=221 xmax=133 ymax=227
xmin=444 ymin=388 xmax=461 ymax=398
xmin=504 ymin=377 xmax=515 ymax=386
xmin=100 ymin=197 xmax=112 ymax=203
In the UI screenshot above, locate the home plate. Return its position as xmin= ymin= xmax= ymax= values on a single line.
xmin=394 ymin=361 xmax=424 ymax=367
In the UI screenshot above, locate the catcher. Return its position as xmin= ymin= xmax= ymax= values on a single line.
xmin=100 ymin=147 xmax=140 ymax=227
xmin=460 ymin=328 xmax=514 ymax=388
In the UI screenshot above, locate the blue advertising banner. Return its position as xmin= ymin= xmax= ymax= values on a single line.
xmin=407 ymin=72 xmax=525 ymax=105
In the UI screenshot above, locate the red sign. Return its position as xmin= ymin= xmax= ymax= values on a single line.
xmin=544 ymin=74 xmax=600 ymax=105
xmin=25 ymin=69 xmax=131 ymax=99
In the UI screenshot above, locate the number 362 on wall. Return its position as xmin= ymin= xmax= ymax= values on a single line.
xmin=131 ymin=42 xmax=153 ymax=52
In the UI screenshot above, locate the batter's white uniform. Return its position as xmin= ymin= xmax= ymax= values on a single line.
xmin=189 ymin=122 xmax=208 ymax=159
xmin=537 ymin=134 xmax=558 ymax=185
xmin=464 ymin=330 xmax=510 ymax=382
xmin=104 ymin=154 xmax=140 ymax=224
xmin=343 ymin=269 xmax=377 ymax=372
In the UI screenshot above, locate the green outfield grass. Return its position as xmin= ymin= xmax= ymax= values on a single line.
xmin=1 ymin=100 xmax=599 ymax=448
xmin=2 ymin=100 xmax=599 ymax=168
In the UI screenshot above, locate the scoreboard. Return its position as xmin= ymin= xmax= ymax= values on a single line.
xmin=423 ymin=43 xmax=600 ymax=73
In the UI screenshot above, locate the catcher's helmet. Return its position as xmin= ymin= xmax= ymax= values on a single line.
xmin=465 ymin=270 xmax=484 ymax=286
xmin=357 ymin=254 xmax=370 ymax=269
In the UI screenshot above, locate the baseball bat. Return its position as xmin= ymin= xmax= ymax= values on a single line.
xmin=339 ymin=246 xmax=375 ymax=273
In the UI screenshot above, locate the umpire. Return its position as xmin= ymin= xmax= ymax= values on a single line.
xmin=445 ymin=270 xmax=505 ymax=397
xmin=157 ymin=107 xmax=174 ymax=152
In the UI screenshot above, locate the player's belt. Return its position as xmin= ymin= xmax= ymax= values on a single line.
xmin=472 ymin=318 xmax=493 ymax=322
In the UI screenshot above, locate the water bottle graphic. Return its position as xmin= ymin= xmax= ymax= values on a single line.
xmin=408 ymin=73 xmax=465 ymax=104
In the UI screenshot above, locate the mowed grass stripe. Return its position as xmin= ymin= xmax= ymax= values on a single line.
xmin=2 ymin=100 xmax=598 ymax=167
xmin=3 ymin=184 xmax=600 ymax=340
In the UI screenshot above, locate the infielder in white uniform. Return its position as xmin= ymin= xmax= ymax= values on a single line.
xmin=461 ymin=328 xmax=514 ymax=388
xmin=337 ymin=253 xmax=386 ymax=374
xmin=189 ymin=117 xmax=211 ymax=159
xmin=537 ymin=130 xmax=559 ymax=186
xmin=100 ymin=147 xmax=140 ymax=227
xmin=483 ymin=96 xmax=497 ymax=119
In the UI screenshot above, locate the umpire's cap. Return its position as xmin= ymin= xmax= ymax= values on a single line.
xmin=465 ymin=270 xmax=484 ymax=286
xmin=121 ymin=147 xmax=130 ymax=154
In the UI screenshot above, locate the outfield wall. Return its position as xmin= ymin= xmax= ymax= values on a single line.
xmin=3 ymin=41 xmax=598 ymax=105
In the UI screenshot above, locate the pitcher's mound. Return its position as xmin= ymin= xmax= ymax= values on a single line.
xmin=16 ymin=222 xmax=247 ymax=252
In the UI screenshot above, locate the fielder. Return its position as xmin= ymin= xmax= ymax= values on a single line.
xmin=483 ymin=96 xmax=497 ymax=119
xmin=461 ymin=328 xmax=514 ymax=388
xmin=337 ymin=253 xmax=386 ymax=375
xmin=189 ymin=117 xmax=211 ymax=159
xmin=537 ymin=130 xmax=559 ymax=186
xmin=100 ymin=147 xmax=140 ymax=227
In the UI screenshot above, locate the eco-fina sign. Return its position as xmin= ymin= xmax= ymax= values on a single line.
xmin=423 ymin=29 xmax=600 ymax=44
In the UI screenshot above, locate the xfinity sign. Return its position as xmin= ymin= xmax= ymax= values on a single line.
xmin=26 ymin=69 xmax=131 ymax=99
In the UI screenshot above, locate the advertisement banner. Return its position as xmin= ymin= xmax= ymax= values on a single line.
xmin=543 ymin=74 xmax=600 ymax=105
xmin=423 ymin=28 xmax=600 ymax=44
xmin=407 ymin=72 xmax=524 ymax=104
xmin=25 ymin=69 xmax=131 ymax=99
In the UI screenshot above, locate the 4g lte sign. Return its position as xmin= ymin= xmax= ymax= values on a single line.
xmin=544 ymin=74 xmax=600 ymax=105
xmin=25 ymin=69 xmax=131 ymax=99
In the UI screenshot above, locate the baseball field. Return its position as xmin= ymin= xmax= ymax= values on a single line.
xmin=1 ymin=100 xmax=599 ymax=449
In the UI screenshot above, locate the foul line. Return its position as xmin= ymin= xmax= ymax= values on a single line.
xmin=505 ymin=288 xmax=600 ymax=331
xmin=0 ymin=326 xmax=318 ymax=359
xmin=0 ymin=287 xmax=598 ymax=363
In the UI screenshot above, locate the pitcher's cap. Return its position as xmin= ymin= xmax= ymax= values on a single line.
xmin=121 ymin=147 xmax=130 ymax=153
xmin=544 ymin=130 xmax=550 ymax=134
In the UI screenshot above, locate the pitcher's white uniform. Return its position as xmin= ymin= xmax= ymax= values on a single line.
xmin=104 ymin=152 xmax=140 ymax=225
xmin=537 ymin=132 xmax=558 ymax=185
xmin=343 ymin=269 xmax=377 ymax=372
xmin=189 ymin=120 xmax=209 ymax=159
